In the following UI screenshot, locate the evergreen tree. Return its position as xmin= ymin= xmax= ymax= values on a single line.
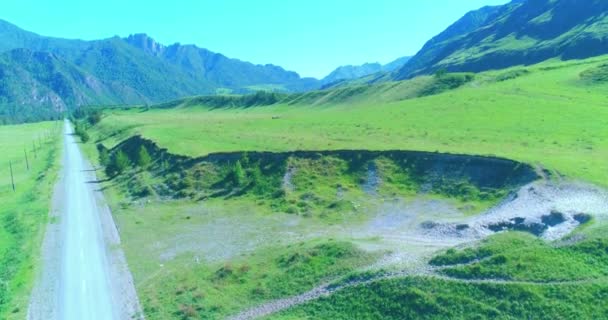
xmin=99 ymin=148 xmax=110 ymax=166
xmin=113 ymin=151 xmax=130 ymax=174
xmin=233 ymin=160 xmax=246 ymax=186
xmin=137 ymin=146 xmax=152 ymax=168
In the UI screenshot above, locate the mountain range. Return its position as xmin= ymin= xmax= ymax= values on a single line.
xmin=3 ymin=0 xmax=608 ymax=123
xmin=395 ymin=0 xmax=608 ymax=79
xmin=321 ymin=56 xmax=411 ymax=86
xmin=0 ymin=19 xmax=321 ymax=122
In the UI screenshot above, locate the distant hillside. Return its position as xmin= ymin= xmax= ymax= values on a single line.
xmin=395 ymin=0 xmax=608 ymax=79
xmin=322 ymin=56 xmax=411 ymax=85
xmin=0 ymin=49 xmax=105 ymax=123
xmin=0 ymin=20 xmax=320 ymax=123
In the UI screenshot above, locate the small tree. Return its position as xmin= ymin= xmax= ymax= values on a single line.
xmin=137 ymin=146 xmax=152 ymax=168
xmin=87 ymin=110 xmax=102 ymax=125
xmin=80 ymin=130 xmax=90 ymax=143
xmin=113 ymin=151 xmax=130 ymax=174
xmin=99 ymin=148 xmax=110 ymax=166
xmin=233 ymin=160 xmax=246 ymax=186
xmin=434 ymin=68 xmax=448 ymax=78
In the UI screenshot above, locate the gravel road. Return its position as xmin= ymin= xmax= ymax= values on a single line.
xmin=28 ymin=120 xmax=142 ymax=320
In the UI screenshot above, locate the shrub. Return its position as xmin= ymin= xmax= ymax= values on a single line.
xmin=421 ymin=73 xmax=475 ymax=96
xmin=87 ymin=110 xmax=102 ymax=125
xmin=98 ymin=147 xmax=110 ymax=166
xmin=233 ymin=160 xmax=246 ymax=186
xmin=112 ymin=151 xmax=130 ymax=175
xmin=137 ymin=146 xmax=152 ymax=168
xmin=73 ymin=122 xmax=89 ymax=143
xmin=79 ymin=130 xmax=90 ymax=143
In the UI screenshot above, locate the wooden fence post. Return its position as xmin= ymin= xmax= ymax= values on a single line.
xmin=9 ymin=160 xmax=15 ymax=192
xmin=24 ymin=148 xmax=29 ymax=171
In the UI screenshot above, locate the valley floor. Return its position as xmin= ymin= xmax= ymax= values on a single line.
xmin=73 ymin=56 xmax=608 ymax=319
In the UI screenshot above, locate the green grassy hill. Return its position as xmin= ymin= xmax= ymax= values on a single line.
xmin=89 ymin=56 xmax=608 ymax=186
xmin=0 ymin=20 xmax=320 ymax=123
xmin=75 ymin=55 xmax=608 ymax=319
xmin=396 ymin=0 xmax=608 ymax=78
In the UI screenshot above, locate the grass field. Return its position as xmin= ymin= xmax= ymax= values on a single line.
xmin=269 ymin=276 xmax=608 ymax=320
xmin=77 ymin=56 xmax=608 ymax=319
xmin=0 ymin=121 xmax=61 ymax=318
xmin=271 ymin=229 xmax=608 ymax=319
xmin=90 ymin=56 xmax=608 ymax=187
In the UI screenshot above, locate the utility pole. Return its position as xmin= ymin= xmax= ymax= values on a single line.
xmin=9 ymin=160 xmax=15 ymax=192
xmin=33 ymin=141 xmax=37 ymax=159
xmin=24 ymin=148 xmax=29 ymax=171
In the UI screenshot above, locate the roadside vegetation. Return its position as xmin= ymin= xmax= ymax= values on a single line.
xmin=0 ymin=121 xmax=61 ymax=319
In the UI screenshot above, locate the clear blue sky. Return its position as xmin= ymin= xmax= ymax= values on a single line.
xmin=2 ymin=0 xmax=509 ymax=78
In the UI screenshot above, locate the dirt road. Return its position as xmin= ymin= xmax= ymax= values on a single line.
xmin=28 ymin=120 xmax=142 ymax=320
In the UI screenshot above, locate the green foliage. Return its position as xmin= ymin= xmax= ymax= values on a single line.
xmin=233 ymin=160 xmax=246 ymax=187
xmin=434 ymin=68 xmax=448 ymax=78
xmin=139 ymin=240 xmax=377 ymax=319
xmin=430 ymin=247 xmax=493 ymax=266
xmin=98 ymin=146 xmax=110 ymax=167
xmin=0 ymin=121 xmax=60 ymax=318
xmin=79 ymin=130 xmax=90 ymax=143
xmin=87 ymin=110 xmax=103 ymax=126
xmin=580 ymin=64 xmax=608 ymax=83
xmin=137 ymin=146 xmax=152 ymax=168
xmin=272 ymin=276 xmax=608 ymax=320
xmin=107 ymin=150 xmax=130 ymax=176
xmin=420 ymin=73 xmax=475 ymax=96
xmin=73 ymin=122 xmax=89 ymax=143
xmin=495 ymin=69 xmax=530 ymax=82
xmin=434 ymin=232 xmax=608 ymax=282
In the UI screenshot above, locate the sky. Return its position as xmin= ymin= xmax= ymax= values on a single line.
xmin=2 ymin=0 xmax=510 ymax=78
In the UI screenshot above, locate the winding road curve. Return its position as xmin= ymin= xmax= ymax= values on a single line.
xmin=28 ymin=120 xmax=142 ymax=320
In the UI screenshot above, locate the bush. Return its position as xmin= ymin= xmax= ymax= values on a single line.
xmin=79 ymin=130 xmax=90 ymax=143
xmin=137 ymin=146 xmax=152 ymax=168
xmin=87 ymin=110 xmax=102 ymax=125
xmin=98 ymin=147 xmax=110 ymax=166
xmin=115 ymin=151 xmax=130 ymax=173
xmin=233 ymin=160 xmax=246 ymax=186
xmin=106 ymin=150 xmax=130 ymax=176
xmin=421 ymin=73 xmax=475 ymax=96
xmin=73 ymin=122 xmax=89 ymax=143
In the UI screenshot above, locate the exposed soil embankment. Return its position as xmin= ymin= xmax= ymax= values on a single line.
xmin=102 ymin=135 xmax=539 ymax=206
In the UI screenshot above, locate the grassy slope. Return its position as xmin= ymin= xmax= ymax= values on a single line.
xmin=140 ymin=239 xmax=378 ymax=319
xmin=78 ymin=139 xmax=386 ymax=319
xmin=273 ymin=229 xmax=608 ymax=320
xmin=0 ymin=121 xmax=61 ymax=318
xmin=269 ymin=277 xmax=608 ymax=320
xmin=92 ymin=57 xmax=608 ymax=186
xmin=80 ymin=56 xmax=608 ymax=319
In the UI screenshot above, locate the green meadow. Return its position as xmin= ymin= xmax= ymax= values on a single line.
xmin=92 ymin=57 xmax=608 ymax=187
xmin=0 ymin=121 xmax=61 ymax=318
xmin=78 ymin=56 xmax=608 ymax=319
